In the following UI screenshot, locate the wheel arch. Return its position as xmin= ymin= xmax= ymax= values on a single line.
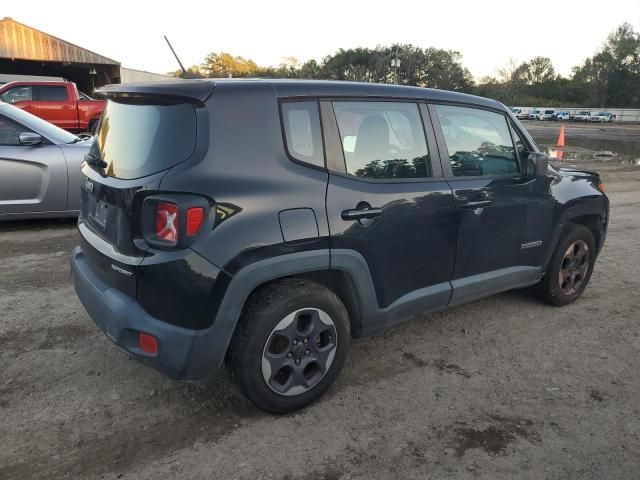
xmin=544 ymin=206 xmax=607 ymax=270
xmin=569 ymin=213 xmax=605 ymax=249
xmin=88 ymin=117 xmax=100 ymax=133
xmin=213 ymin=249 xmax=374 ymax=373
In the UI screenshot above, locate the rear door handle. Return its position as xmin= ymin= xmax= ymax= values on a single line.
xmin=341 ymin=207 xmax=383 ymax=221
xmin=459 ymin=200 xmax=491 ymax=209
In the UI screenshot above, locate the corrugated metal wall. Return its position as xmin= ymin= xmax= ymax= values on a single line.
xmin=120 ymin=68 xmax=176 ymax=84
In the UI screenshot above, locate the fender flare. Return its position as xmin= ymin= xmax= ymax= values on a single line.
xmin=195 ymin=248 xmax=415 ymax=376
xmin=194 ymin=249 xmax=332 ymax=376
xmin=543 ymin=198 xmax=607 ymax=269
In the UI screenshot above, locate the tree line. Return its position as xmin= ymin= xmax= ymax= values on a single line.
xmin=173 ymin=23 xmax=640 ymax=108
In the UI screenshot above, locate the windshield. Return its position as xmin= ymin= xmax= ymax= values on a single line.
xmin=578 ymin=111 xmax=590 ymax=115
xmin=0 ymin=102 xmax=78 ymax=144
xmin=89 ymin=98 xmax=197 ymax=179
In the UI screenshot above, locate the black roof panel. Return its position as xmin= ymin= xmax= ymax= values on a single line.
xmin=98 ymin=78 xmax=501 ymax=110
xmin=267 ymin=79 xmax=499 ymax=108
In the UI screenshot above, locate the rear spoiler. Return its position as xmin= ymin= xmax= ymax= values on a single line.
xmin=96 ymin=80 xmax=215 ymax=104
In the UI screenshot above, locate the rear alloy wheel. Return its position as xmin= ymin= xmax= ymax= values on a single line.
xmin=231 ymin=278 xmax=350 ymax=413
xmin=534 ymin=224 xmax=596 ymax=306
xmin=261 ymin=308 xmax=337 ymax=396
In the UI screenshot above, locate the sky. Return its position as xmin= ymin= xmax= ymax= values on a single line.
xmin=4 ymin=0 xmax=640 ymax=80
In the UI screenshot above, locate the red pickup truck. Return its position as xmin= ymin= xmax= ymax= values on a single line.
xmin=0 ymin=81 xmax=105 ymax=133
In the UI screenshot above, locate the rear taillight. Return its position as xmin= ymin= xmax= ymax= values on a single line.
xmin=156 ymin=202 xmax=178 ymax=242
xmin=186 ymin=207 xmax=204 ymax=236
xmin=143 ymin=195 xmax=210 ymax=249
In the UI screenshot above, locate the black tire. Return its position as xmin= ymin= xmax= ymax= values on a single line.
xmin=230 ymin=278 xmax=350 ymax=413
xmin=534 ymin=224 xmax=596 ymax=306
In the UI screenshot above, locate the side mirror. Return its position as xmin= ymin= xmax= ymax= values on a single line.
xmin=19 ymin=132 xmax=43 ymax=146
xmin=524 ymin=152 xmax=548 ymax=178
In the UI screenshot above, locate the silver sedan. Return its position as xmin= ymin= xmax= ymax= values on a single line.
xmin=0 ymin=102 xmax=91 ymax=220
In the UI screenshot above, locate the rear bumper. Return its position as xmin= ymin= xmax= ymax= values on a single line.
xmin=70 ymin=247 xmax=225 ymax=380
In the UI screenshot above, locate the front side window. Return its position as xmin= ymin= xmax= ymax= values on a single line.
xmin=332 ymin=101 xmax=431 ymax=180
xmin=38 ymin=86 xmax=68 ymax=102
xmin=434 ymin=105 xmax=519 ymax=177
xmin=511 ymin=125 xmax=529 ymax=161
xmin=0 ymin=115 xmax=21 ymax=145
xmin=281 ymin=101 xmax=324 ymax=168
xmin=0 ymin=86 xmax=33 ymax=104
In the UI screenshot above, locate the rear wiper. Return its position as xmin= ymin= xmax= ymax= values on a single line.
xmin=85 ymin=152 xmax=107 ymax=171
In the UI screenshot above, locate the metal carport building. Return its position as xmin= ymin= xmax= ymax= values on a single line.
xmin=0 ymin=17 xmax=121 ymax=93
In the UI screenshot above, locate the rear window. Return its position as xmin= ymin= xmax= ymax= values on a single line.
xmin=89 ymin=98 xmax=197 ymax=179
xmin=281 ymin=101 xmax=324 ymax=168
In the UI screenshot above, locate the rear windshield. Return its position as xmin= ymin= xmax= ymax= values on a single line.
xmin=89 ymin=98 xmax=197 ymax=179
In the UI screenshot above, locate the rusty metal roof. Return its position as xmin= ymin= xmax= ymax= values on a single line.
xmin=0 ymin=17 xmax=120 ymax=65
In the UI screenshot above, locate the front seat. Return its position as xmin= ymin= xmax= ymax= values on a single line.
xmin=353 ymin=115 xmax=390 ymax=167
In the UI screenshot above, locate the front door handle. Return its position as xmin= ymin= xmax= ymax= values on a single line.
xmin=459 ymin=200 xmax=491 ymax=209
xmin=341 ymin=207 xmax=383 ymax=221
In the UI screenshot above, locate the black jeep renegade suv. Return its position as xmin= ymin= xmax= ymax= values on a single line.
xmin=71 ymin=79 xmax=608 ymax=413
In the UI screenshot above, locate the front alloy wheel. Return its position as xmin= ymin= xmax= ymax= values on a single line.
xmin=534 ymin=224 xmax=597 ymax=306
xmin=559 ymin=240 xmax=590 ymax=296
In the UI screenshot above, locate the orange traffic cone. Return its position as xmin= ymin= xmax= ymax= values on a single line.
xmin=556 ymin=125 xmax=565 ymax=147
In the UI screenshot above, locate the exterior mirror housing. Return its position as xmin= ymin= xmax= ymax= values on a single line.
xmin=524 ymin=152 xmax=549 ymax=178
xmin=19 ymin=132 xmax=43 ymax=146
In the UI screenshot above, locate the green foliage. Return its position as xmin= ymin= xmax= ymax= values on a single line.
xmin=571 ymin=22 xmax=640 ymax=107
xmin=315 ymin=44 xmax=474 ymax=91
xmin=200 ymin=52 xmax=260 ymax=78
xmin=178 ymin=23 xmax=640 ymax=107
xmin=167 ymin=66 xmax=205 ymax=78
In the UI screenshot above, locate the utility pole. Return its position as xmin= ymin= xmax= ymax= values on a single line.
xmin=390 ymin=46 xmax=401 ymax=84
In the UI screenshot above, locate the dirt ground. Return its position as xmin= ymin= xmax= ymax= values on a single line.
xmin=1 ymin=125 xmax=640 ymax=479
